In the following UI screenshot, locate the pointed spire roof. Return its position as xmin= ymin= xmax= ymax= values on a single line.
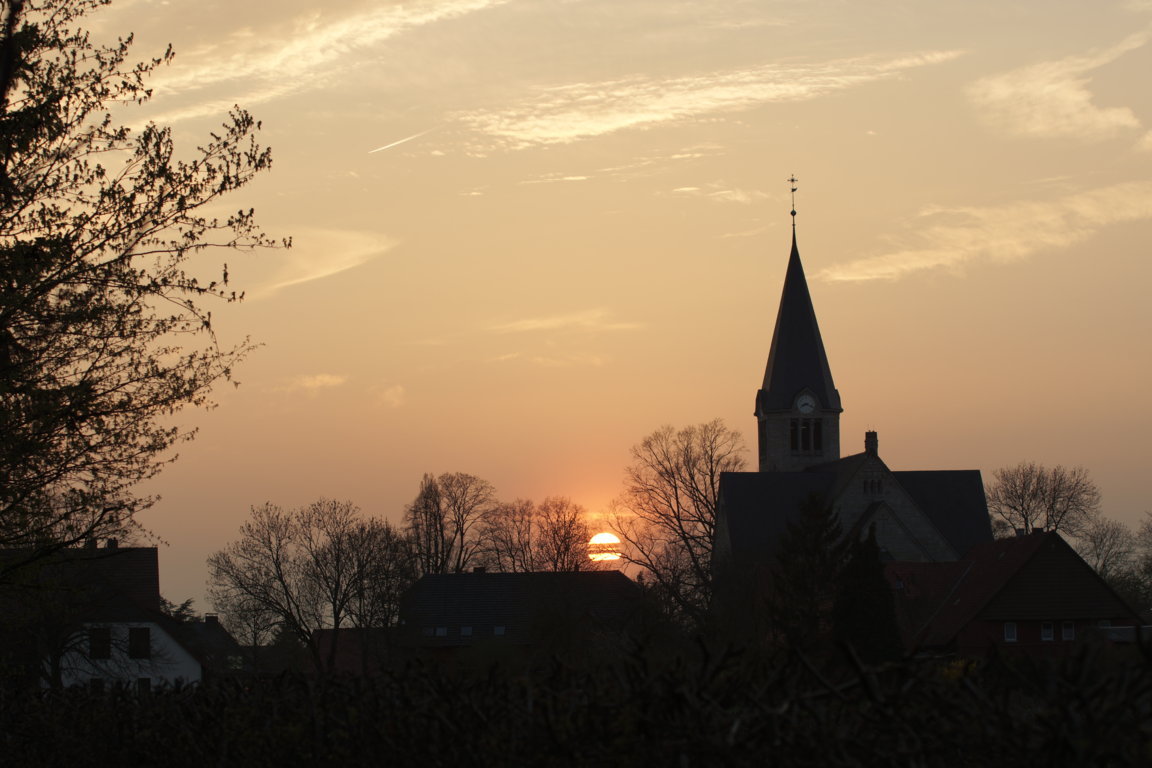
xmin=757 ymin=229 xmax=841 ymax=413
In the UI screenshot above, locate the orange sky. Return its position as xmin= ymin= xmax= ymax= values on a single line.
xmin=83 ymin=0 xmax=1152 ymax=607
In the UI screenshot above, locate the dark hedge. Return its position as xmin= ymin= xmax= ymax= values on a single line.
xmin=2 ymin=647 xmax=1151 ymax=767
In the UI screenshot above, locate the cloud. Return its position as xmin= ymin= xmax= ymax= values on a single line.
xmin=489 ymin=308 xmax=642 ymax=333
xmin=968 ymin=34 xmax=1147 ymax=141
xmin=1138 ymin=131 xmax=1152 ymax=152
xmin=142 ymin=0 xmax=511 ymax=123
xmin=375 ymin=384 xmax=406 ymax=408
xmin=671 ymin=183 xmax=767 ymax=205
xmin=238 ymin=228 xmax=395 ymax=299
xmin=454 ymin=50 xmax=961 ymax=148
xmin=277 ymin=374 xmax=349 ymax=394
xmin=819 ymin=181 xmax=1152 ymax=282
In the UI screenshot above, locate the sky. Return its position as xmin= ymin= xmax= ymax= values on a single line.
xmin=84 ymin=0 xmax=1152 ymax=607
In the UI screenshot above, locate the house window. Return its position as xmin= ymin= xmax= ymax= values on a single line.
xmin=421 ymin=627 xmax=433 ymax=637
xmin=434 ymin=627 xmax=447 ymax=637
xmin=1062 ymin=622 xmax=1075 ymax=641
xmin=1041 ymin=622 xmax=1054 ymax=641
xmin=461 ymin=626 xmax=473 ymax=637
xmin=494 ymin=626 xmax=506 ymax=637
xmin=128 ymin=627 xmax=151 ymax=659
xmin=89 ymin=627 xmax=112 ymax=660
xmin=1098 ymin=619 xmax=1112 ymax=628
xmin=1003 ymin=622 xmax=1017 ymax=642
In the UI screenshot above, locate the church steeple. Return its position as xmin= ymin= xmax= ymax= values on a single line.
xmin=755 ymin=186 xmax=842 ymax=472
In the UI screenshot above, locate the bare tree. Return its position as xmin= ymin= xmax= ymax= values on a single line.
xmin=479 ymin=499 xmax=537 ymax=572
xmin=535 ymin=496 xmax=594 ymax=572
xmin=207 ymin=500 xmax=413 ymax=671
xmin=985 ymin=463 xmax=1102 ymax=537
xmin=1076 ymin=516 xmax=1136 ymax=580
xmin=404 ymin=472 xmax=495 ymax=574
xmin=611 ymin=419 xmax=747 ymax=625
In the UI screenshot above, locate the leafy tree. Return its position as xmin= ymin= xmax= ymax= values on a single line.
xmin=611 ymin=419 xmax=746 ymax=626
xmin=767 ymin=493 xmax=845 ymax=651
xmin=986 ymin=463 xmax=1101 ymax=537
xmin=0 ymin=0 xmax=281 ymax=571
xmin=833 ymin=526 xmax=903 ymax=663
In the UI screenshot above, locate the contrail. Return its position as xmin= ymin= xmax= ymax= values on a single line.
xmin=368 ymin=126 xmax=437 ymax=154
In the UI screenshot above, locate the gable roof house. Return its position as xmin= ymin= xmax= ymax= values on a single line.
xmin=397 ymin=570 xmax=644 ymax=669
xmin=1 ymin=541 xmax=231 ymax=690
xmin=887 ymin=531 xmax=1142 ymax=657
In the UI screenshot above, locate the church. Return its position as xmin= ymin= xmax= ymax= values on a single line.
xmin=711 ymin=203 xmax=1142 ymax=656
xmin=713 ymin=214 xmax=993 ymax=570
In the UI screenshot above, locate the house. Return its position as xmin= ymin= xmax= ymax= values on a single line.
xmin=1 ymin=541 xmax=231 ymax=690
xmin=397 ymin=569 xmax=644 ymax=668
xmin=887 ymin=530 xmax=1142 ymax=657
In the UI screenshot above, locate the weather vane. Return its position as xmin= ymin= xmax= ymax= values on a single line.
xmin=787 ymin=174 xmax=798 ymax=226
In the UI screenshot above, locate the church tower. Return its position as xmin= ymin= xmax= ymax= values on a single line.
xmin=755 ymin=187 xmax=842 ymax=471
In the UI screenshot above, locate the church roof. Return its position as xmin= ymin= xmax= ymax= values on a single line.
xmin=716 ymin=460 xmax=993 ymax=566
xmin=757 ymin=231 xmax=841 ymax=413
xmin=892 ymin=471 xmax=993 ymax=559
xmin=717 ymin=471 xmax=836 ymax=562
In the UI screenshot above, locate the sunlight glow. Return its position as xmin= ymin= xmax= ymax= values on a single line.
xmin=588 ymin=532 xmax=622 ymax=562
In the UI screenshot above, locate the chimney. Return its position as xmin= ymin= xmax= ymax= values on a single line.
xmin=472 ymin=566 xmax=487 ymax=574
xmin=864 ymin=431 xmax=878 ymax=456
xmin=106 ymin=537 xmax=119 ymax=549
xmin=204 ymin=614 xmax=220 ymax=626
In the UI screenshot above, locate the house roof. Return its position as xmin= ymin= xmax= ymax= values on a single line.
xmin=0 ymin=545 xmax=161 ymax=620
xmin=400 ymin=570 xmax=642 ymax=645
xmin=886 ymin=531 xmax=1141 ymax=650
xmin=756 ymin=231 xmax=841 ymax=414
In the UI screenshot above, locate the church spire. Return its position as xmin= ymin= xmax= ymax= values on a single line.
xmin=754 ymin=179 xmax=842 ymax=471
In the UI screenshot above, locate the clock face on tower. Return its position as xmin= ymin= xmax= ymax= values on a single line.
xmin=796 ymin=394 xmax=817 ymax=414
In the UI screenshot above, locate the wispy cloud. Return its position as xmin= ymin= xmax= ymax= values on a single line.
xmin=238 ymin=228 xmax=395 ymax=299
xmin=671 ymin=183 xmax=767 ymax=205
xmin=455 ymin=51 xmax=962 ymax=148
xmin=143 ymin=0 xmax=511 ymax=123
xmin=374 ymin=384 xmax=407 ymax=408
xmin=489 ymin=308 xmax=642 ymax=333
xmin=819 ymin=181 xmax=1152 ymax=282
xmin=967 ymin=33 xmax=1147 ymax=142
xmin=277 ymin=374 xmax=349 ymax=395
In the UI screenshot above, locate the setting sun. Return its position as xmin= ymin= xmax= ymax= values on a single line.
xmin=588 ymin=532 xmax=622 ymax=562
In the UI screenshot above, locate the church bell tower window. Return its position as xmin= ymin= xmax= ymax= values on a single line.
xmin=790 ymin=418 xmax=823 ymax=454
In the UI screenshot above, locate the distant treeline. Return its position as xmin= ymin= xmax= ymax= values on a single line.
xmin=3 ymin=648 xmax=1150 ymax=766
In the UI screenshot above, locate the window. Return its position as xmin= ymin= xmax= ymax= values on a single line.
xmin=89 ymin=627 xmax=111 ymax=660
xmin=461 ymin=626 xmax=473 ymax=637
xmin=1098 ymin=619 xmax=1112 ymax=628
xmin=494 ymin=626 xmax=506 ymax=637
xmin=422 ymin=627 xmax=433 ymax=637
xmin=434 ymin=627 xmax=447 ymax=637
xmin=790 ymin=419 xmax=823 ymax=454
xmin=1041 ymin=622 xmax=1054 ymax=641
xmin=128 ymin=627 xmax=151 ymax=659
xmin=1062 ymin=622 xmax=1075 ymax=641
xmin=1003 ymin=622 xmax=1017 ymax=642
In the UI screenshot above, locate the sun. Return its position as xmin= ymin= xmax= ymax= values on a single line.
xmin=588 ymin=532 xmax=622 ymax=562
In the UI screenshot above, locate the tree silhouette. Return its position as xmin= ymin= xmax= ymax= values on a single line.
xmin=0 ymin=0 xmax=281 ymax=571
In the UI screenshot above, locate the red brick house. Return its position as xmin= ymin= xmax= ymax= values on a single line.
xmin=886 ymin=531 xmax=1142 ymax=657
